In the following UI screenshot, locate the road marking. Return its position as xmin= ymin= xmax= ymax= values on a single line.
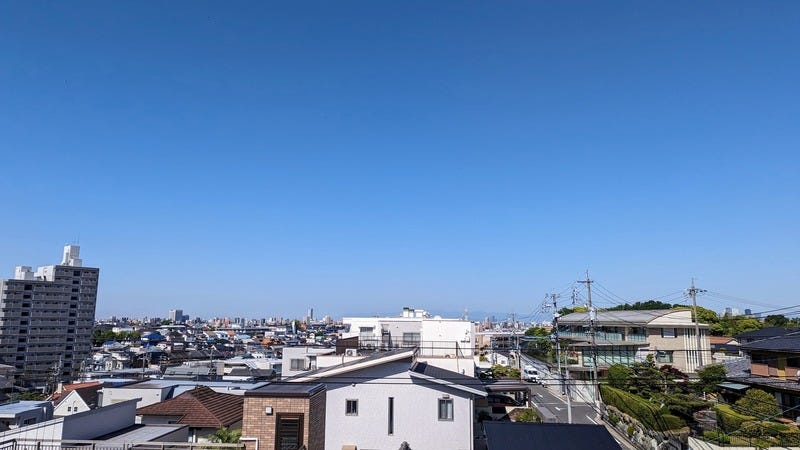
xmin=553 ymin=407 xmax=562 ymax=411
xmin=586 ymin=415 xmax=598 ymax=424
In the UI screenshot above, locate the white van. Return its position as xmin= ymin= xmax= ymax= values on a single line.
xmin=523 ymin=365 xmax=540 ymax=383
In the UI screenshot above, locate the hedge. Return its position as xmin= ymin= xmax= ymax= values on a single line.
xmin=600 ymin=385 xmax=686 ymax=431
xmin=714 ymin=404 xmax=756 ymax=433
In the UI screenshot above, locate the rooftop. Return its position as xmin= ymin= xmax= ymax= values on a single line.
xmin=740 ymin=332 xmax=800 ymax=352
xmin=136 ymin=386 xmax=243 ymax=428
xmin=245 ymin=383 xmax=325 ymax=398
xmin=484 ymin=422 xmax=621 ymax=450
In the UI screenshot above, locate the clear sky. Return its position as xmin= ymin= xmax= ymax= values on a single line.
xmin=1 ymin=1 xmax=798 ymax=321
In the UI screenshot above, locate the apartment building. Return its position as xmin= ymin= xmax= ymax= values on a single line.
xmin=558 ymin=309 xmax=710 ymax=375
xmin=0 ymin=245 xmax=99 ymax=385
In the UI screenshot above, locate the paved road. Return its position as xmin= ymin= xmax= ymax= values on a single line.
xmin=529 ymin=383 xmax=599 ymax=425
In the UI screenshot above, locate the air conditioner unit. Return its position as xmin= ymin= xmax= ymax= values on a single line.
xmin=345 ymin=349 xmax=358 ymax=357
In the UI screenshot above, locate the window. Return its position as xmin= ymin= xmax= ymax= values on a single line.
xmin=661 ymin=328 xmax=677 ymax=338
xmin=275 ymin=414 xmax=303 ymax=450
xmin=388 ymin=397 xmax=394 ymax=435
xmin=402 ymin=332 xmax=421 ymax=346
xmin=346 ymin=399 xmax=358 ymax=416
xmin=290 ymin=359 xmax=305 ymax=371
xmin=656 ymin=351 xmax=674 ymax=363
xmin=438 ymin=398 xmax=454 ymax=421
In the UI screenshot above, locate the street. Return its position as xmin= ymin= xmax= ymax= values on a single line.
xmin=528 ymin=383 xmax=599 ymax=425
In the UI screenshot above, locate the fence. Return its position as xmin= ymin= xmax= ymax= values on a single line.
xmin=0 ymin=440 xmax=244 ymax=450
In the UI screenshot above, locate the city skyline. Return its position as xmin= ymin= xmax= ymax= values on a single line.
xmin=2 ymin=2 xmax=798 ymax=319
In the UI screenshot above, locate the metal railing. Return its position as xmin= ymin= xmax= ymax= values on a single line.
xmin=1 ymin=440 xmax=244 ymax=450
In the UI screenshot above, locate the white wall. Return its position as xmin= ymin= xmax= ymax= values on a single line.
xmin=100 ymin=385 xmax=170 ymax=408
xmin=53 ymin=391 xmax=90 ymax=417
xmin=320 ymin=362 xmax=475 ymax=450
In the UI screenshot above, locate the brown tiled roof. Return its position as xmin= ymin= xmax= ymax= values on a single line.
xmin=136 ymin=386 xmax=243 ymax=428
xmin=52 ymin=381 xmax=101 ymax=405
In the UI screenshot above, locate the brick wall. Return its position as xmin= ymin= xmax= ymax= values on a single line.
xmin=241 ymin=391 xmax=326 ymax=450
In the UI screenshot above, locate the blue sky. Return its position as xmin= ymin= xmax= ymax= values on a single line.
xmin=1 ymin=1 xmax=798 ymax=321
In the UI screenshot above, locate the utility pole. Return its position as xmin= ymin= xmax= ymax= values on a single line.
xmin=578 ymin=271 xmax=599 ymax=405
xmin=688 ymin=278 xmax=707 ymax=369
xmin=546 ymin=293 xmax=564 ymax=395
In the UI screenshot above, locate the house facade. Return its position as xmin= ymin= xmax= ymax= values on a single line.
xmin=558 ymin=309 xmax=710 ymax=375
xmin=288 ymin=348 xmax=485 ymax=450
xmin=736 ymin=333 xmax=800 ymax=419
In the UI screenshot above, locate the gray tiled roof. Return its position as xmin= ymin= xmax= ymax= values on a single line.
xmin=559 ymin=309 xmax=676 ymax=325
xmin=740 ymin=332 xmax=800 ymax=352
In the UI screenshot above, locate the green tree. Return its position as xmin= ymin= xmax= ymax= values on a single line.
xmin=764 ymin=314 xmax=789 ymax=328
xmin=734 ymin=389 xmax=781 ymax=420
xmin=696 ymin=364 xmax=726 ymax=394
xmin=608 ymin=364 xmax=633 ymax=389
xmin=208 ymin=427 xmax=242 ymax=443
xmin=607 ymin=300 xmax=674 ymax=311
xmin=558 ymin=306 xmax=587 ymax=316
xmin=513 ymin=408 xmax=542 ymax=422
xmin=524 ymin=327 xmax=549 ymax=337
xmin=491 ymin=364 xmax=521 ymax=379
xmin=15 ymin=391 xmax=45 ymax=401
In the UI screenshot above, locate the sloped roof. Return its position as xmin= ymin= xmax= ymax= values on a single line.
xmin=51 ymin=381 xmax=102 ymax=405
xmin=735 ymin=327 xmax=799 ymax=340
xmin=409 ymin=361 xmax=486 ymax=396
xmin=484 ymin=422 xmax=621 ymax=450
xmin=740 ymin=332 xmax=800 ymax=353
xmin=287 ymin=348 xmax=416 ymax=382
xmin=136 ymin=386 xmax=243 ymax=428
xmin=558 ymin=309 xmax=683 ymax=325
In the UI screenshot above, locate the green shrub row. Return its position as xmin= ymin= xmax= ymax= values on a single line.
xmin=714 ymin=404 xmax=756 ymax=433
xmin=600 ymin=385 xmax=686 ymax=431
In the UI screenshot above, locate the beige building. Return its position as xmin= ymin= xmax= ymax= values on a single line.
xmin=558 ymin=309 xmax=710 ymax=375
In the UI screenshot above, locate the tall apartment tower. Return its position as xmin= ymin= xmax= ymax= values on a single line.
xmin=0 ymin=245 xmax=99 ymax=386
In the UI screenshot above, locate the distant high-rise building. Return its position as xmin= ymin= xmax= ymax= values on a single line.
xmin=745 ymin=308 xmax=753 ymax=317
xmin=168 ymin=309 xmax=184 ymax=324
xmin=0 ymin=245 xmax=99 ymax=386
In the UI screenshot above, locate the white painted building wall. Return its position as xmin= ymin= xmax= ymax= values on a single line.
xmin=99 ymin=385 xmax=171 ymax=408
xmin=53 ymin=390 xmax=91 ymax=417
xmin=319 ymin=362 xmax=476 ymax=450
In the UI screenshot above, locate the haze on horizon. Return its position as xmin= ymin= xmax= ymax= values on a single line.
xmin=1 ymin=2 xmax=798 ymax=321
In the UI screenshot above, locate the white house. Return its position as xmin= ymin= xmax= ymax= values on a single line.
xmin=289 ymin=348 xmax=486 ymax=450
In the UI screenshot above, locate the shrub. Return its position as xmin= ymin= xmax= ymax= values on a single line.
xmin=695 ymin=364 xmax=726 ymax=394
xmin=600 ymin=385 xmax=686 ymax=431
xmin=608 ymin=364 xmax=633 ymax=389
xmin=513 ymin=408 xmax=542 ymax=423
xmin=734 ymin=389 xmax=781 ymax=420
xmin=627 ymin=425 xmax=636 ymax=436
xmin=778 ymin=431 xmax=800 ymax=447
xmin=715 ymin=404 xmax=756 ymax=433
xmin=704 ymin=430 xmax=731 ymax=444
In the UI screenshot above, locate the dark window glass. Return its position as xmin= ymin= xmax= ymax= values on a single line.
xmin=276 ymin=414 xmax=303 ymax=450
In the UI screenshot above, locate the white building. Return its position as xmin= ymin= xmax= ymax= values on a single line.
xmin=342 ymin=307 xmax=475 ymax=374
xmin=289 ymin=348 xmax=486 ymax=450
xmin=0 ymin=245 xmax=99 ymax=385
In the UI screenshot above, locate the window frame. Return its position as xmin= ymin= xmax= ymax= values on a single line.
xmin=438 ymin=398 xmax=454 ymax=421
xmin=345 ymin=399 xmax=359 ymax=416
